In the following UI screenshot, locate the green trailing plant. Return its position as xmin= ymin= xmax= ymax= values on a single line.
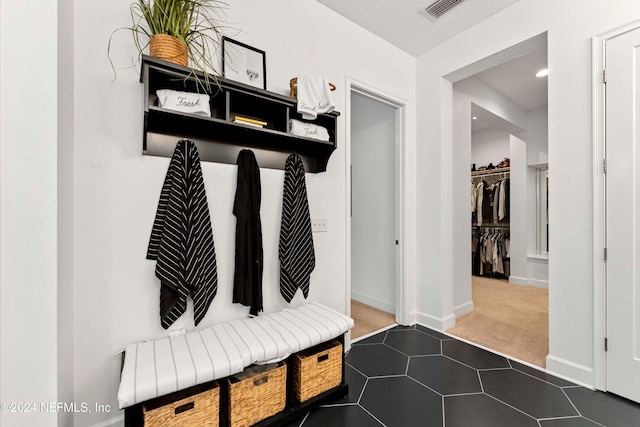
xmin=109 ymin=0 xmax=230 ymax=91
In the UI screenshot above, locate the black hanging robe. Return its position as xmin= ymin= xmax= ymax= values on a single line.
xmin=279 ymin=153 xmax=315 ymax=302
xmin=146 ymin=139 xmax=218 ymax=329
xmin=233 ymin=149 xmax=264 ymax=316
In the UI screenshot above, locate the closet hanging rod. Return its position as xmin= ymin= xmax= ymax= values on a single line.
xmin=471 ymin=167 xmax=510 ymax=178
xmin=473 ymin=223 xmax=510 ymax=228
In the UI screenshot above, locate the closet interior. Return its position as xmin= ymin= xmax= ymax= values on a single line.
xmin=471 ymin=166 xmax=510 ymax=280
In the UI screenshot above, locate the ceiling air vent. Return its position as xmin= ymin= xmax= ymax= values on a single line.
xmin=424 ymin=0 xmax=467 ymax=22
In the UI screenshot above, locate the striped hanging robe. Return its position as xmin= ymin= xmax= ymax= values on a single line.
xmin=146 ymin=139 xmax=218 ymax=329
xmin=279 ymin=153 xmax=315 ymax=302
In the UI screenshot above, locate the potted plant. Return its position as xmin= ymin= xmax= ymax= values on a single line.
xmin=109 ymin=0 xmax=228 ymax=90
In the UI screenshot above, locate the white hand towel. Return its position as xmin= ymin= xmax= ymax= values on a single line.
xmin=289 ymin=119 xmax=330 ymax=141
xmin=295 ymin=75 xmax=335 ymax=120
xmin=156 ymin=89 xmax=211 ymax=117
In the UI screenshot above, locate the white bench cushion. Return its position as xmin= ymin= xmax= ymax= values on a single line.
xmin=222 ymin=316 xmax=293 ymax=366
xmin=117 ymin=302 xmax=353 ymax=409
xmin=117 ymin=322 xmax=247 ymax=409
xmin=262 ymin=302 xmax=355 ymax=354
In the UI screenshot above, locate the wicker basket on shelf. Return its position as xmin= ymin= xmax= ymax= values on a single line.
xmin=292 ymin=340 xmax=343 ymax=402
xmin=150 ymin=34 xmax=189 ymax=67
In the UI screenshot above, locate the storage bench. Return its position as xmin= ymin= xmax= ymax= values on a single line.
xmin=119 ymin=302 xmax=353 ymax=426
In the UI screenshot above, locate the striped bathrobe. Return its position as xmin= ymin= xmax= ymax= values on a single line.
xmin=279 ymin=154 xmax=315 ymax=302
xmin=147 ymin=139 xmax=218 ymax=328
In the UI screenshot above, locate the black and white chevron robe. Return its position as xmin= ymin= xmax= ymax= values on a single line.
xmin=279 ymin=153 xmax=315 ymax=302
xmin=146 ymin=139 xmax=218 ymax=329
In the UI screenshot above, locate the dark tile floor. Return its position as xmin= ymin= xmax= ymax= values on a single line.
xmin=283 ymin=325 xmax=640 ymax=427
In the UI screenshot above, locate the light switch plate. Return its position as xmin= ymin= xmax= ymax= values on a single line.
xmin=311 ymin=218 xmax=328 ymax=232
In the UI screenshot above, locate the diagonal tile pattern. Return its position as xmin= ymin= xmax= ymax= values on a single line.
xmin=283 ymin=325 xmax=640 ymax=427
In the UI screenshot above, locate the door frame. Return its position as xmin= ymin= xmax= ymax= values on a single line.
xmin=592 ymin=19 xmax=640 ymax=392
xmin=345 ymin=77 xmax=408 ymax=334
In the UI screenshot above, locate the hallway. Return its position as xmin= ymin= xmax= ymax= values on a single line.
xmin=283 ymin=325 xmax=640 ymax=427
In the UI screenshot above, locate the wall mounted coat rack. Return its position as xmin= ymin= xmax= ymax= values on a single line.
xmin=140 ymin=55 xmax=340 ymax=173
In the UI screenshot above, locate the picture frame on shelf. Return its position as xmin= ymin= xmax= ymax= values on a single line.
xmin=222 ymin=37 xmax=266 ymax=90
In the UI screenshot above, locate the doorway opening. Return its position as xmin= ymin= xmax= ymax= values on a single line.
xmin=445 ymin=36 xmax=550 ymax=368
xmin=346 ymin=81 xmax=406 ymax=341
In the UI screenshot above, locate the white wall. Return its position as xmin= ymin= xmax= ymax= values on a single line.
xmin=472 ymin=128 xmax=510 ymax=167
xmin=65 ymin=1 xmax=417 ymax=425
xmin=57 ymin=0 xmax=76 ymax=425
xmin=0 ymin=1 xmax=59 ymax=427
xmin=451 ymin=90 xmax=473 ymax=317
xmin=527 ymin=106 xmax=549 ymax=166
xmin=351 ymin=92 xmax=397 ymax=313
xmin=417 ymin=0 xmax=640 ymax=387
xmin=509 ymin=135 xmax=528 ymax=285
xmin=525 ymin=106 xmax=549 ymax=288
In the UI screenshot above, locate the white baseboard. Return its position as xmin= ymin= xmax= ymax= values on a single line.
xmin=509 ymin=276 xmax=528 ymax=286
xmin=88 ymin=414 xmax=124 ymax=427
xmin=528 ymin=278 xmax=548 ymax=289
xmin=509 ymin=276 xmax=548 ymax=289
xmin=546 ymin=355 xmax=594 ymax=389
xmin=351 ymin=291 xmax=395 ymax=314
xmin=414 ymin=311 xmax=455 ymax=332
xmin=406 ymin=310 xmax=418 ymax=326
xmin=453 ymin=301 xmax=474 ymax=318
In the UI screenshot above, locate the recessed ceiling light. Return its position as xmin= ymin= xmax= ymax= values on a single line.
xmin=535 ymin=68 xmax=549 ymax=78
xmin=472 ymin=116 xmax=477 ymax=120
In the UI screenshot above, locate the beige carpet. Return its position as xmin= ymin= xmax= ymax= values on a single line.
xmin=446 ymin=276 xmax=549 ymax=368
xmin=351 ymin=300 xmax=396 ymax=339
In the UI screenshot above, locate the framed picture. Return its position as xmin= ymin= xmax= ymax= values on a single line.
xmin=222 ymin=37 xmax=266 ymax=90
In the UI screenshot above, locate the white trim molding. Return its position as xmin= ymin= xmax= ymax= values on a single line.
xmin=453 ymin=301 xmax=474 ymax=318
xmin=546 ymin=355 xmax=595 ymax=390
xmin=345 ymin=76 xmax=410 ymax=327
xmin=88 ymin=415 xmax=125 ymax=427
xmin=351 ymin=291 xmax=396 ymax=315
xmin=415 ymin=311 xmax=456 ymax=332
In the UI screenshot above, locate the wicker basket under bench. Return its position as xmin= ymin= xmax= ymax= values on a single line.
xmin=292 ymin=340 xmax=343 ymax=403
xmin=239 ymin=337 xmax=348 ymax=427
xmin=125 ymin=382 xmax=221 ymax=427
xmin=123 ymin=335 xmax=349 ymax=427
xmin=227 ymin=362 xmax=287 ymax=427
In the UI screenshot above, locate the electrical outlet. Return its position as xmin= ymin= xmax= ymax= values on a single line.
xmin=311 ymin=218 xmax=328 ymax=232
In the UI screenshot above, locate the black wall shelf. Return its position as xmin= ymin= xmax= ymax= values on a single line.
xmin=140 ymin=55 xmax=340 ymax=172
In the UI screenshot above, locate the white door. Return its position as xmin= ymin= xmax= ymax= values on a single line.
xmin=605 ymin=26 xmax=640 ymax=402
xmin=350 ymin=91 xmax=398 ymax=315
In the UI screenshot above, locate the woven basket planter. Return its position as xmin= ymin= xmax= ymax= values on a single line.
xmin=150 ymin=34 xmax=188 ymax=67
xmin=292 ymin=340 xmax=342 ymax=402
xmin=227 ymin=362 xmax=287 ymax=427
